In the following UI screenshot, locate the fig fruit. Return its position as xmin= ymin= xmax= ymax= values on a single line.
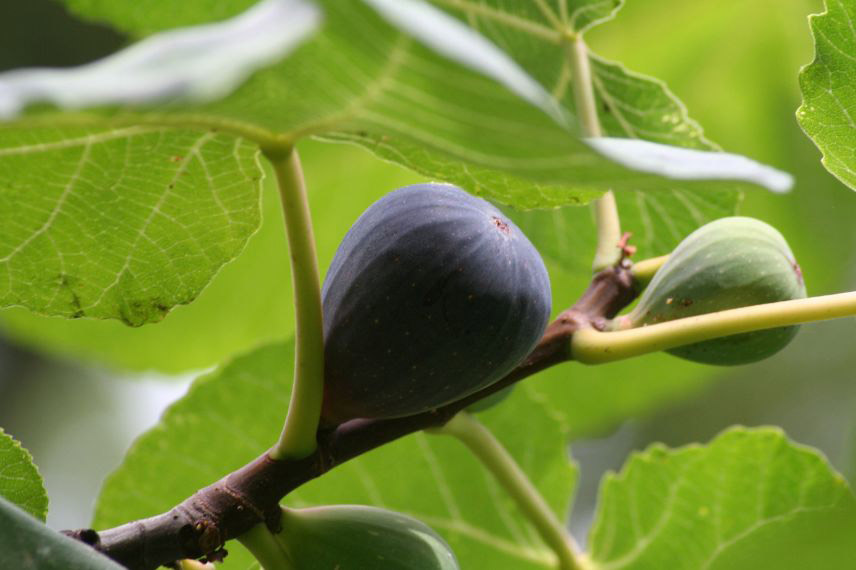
xmin=627 ymin=217 xmax=806 ymax=365
xmin=275 ymin=505 xmax=459 ymax=570
xmin=321 ymin=183 xmax=551 ymax=423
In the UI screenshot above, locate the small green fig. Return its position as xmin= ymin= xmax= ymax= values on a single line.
xmin=273 ymin=505 xmax=459 ymax=570
xmin=627 ymin=217 xmax=806 ymax=365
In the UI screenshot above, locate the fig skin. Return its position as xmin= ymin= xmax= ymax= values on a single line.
xmin=321 ymin=183 xmax=551 ymax=424
xmin=277 ymin=505 xmax=459 ymax=570
xmin=628 ymin=217 xmax=806 ymax=365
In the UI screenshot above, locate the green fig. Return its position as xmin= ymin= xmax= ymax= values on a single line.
xmin=271 ymin=505 xmax=459 ymax=570
xmin=627 ymin=217 xmax=806 ymax=365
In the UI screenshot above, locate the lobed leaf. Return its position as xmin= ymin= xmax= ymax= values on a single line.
xmin=798 ymin=0 xmax=856 ymax=191
xmin=0 ymin=0 xmax=794 ymax=325
xmin=43 ymin=0 xmax=789 ymax=209
xmin=0 ymin=428 xmax=48 ymax=521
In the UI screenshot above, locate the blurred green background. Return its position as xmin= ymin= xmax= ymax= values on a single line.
xmin=0 ymin=0 xmax=854 ymax=547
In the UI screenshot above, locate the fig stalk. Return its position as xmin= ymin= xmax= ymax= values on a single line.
xmin=571 ymin=291 xmax=856 ymax=365
xmin=238 ymin=523 xmax=295 ymax=570
xmin=630 ymin=254 xmax=670 ymax=286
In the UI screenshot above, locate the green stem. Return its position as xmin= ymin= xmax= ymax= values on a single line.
xmin=567 ymin=34 xmax=602 ymax=138
xmin=590 ymin=193 xmax=622 ymax=271
xmin=571 ymin=291 xmax=856 ymax=364
xmin=630 ymin=254 xmax=669 ymax=287
xmin=435 ymin=413 xmax=583 ymax=570
xmin=264 ymin=145 xmax=325 ymax=461
xmin=567 ymin=33 xmax=621 ymax=272
xmin=238 ymin=521 xmax=295 ymax=570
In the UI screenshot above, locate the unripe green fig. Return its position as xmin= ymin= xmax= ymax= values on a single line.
xmin=274 ymin=505 xmax=459 ymax=570
xmin=321 ymin=183 xmax=551 ymax=424
xmin=627 ymin=217 xmax=806 ymax=365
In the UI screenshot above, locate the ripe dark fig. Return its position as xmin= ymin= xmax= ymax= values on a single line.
xmin=275 ymin=505 xmax=459 ymax=570
xmin=627 ymin=217 xmax=806 ymax=365
xmin=321 ymin=183 xmax=551 ymax=424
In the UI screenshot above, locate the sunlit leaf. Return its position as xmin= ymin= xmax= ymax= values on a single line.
xmin=0 ymin=126 xmax=262 ymax=325
xmin=45 ymin=0 xmax=790 ymax=207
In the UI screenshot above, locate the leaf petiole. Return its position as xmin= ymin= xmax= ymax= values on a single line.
xmin=265 ymin=145 xmax=325 ymax=461
xmin=566 ymin=33 xmax=622 ymax=272
xmin=572 ymin=291 xmax=856 ymax=364
xmin=434 ymin=412 xmax=587 ymax=570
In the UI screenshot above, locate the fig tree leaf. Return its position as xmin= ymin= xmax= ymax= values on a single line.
xmin=0 ymin=428 xmax=48 ymax=521
xmin=0 ymin=495 xmax=123 ymax=570
xmin=0 ymin=125 xmax=262 ymax=325
xmin=797 ymin=0 xmax=856 ymax=191
xmin=94 ymin=340 xmax=576 ymax=570
xmin=0 ymin=139 xmax=424 ymax=372
xmin=39 ymin=0 xmax=788 ymax=209
xmin=0 ymin=0 xmax=791 ymax=324
xmin=588 ymin=427 xmax=856 ymax=570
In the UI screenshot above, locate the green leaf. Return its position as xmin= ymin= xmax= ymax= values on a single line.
xmin=0 ymin=0 xmax=790 ymax=325
xmin=47 ymin=0 xmax=787 ymax=206
xmin=798 ymin=0 xmax=856 ymax=191
xmin=428 ymin=0 xmax=743 ymax=266
xmin=0 ymin=125 xmax=262 ymax=325
xmin=0 ymin=139 xmax=424 ymax=372
xmin=94 ymin=340 xmax=577 ymax=570
xmin=0 ymin=495 xmax=123 ymax=570
xmin=588 ymin=427 xmax=856 ymax=570
xmin=0 ymin=428 xmax=48 ymax=521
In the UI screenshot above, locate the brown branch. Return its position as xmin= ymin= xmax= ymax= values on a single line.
xmin=67 ymin=264 xmax=638 ymax=570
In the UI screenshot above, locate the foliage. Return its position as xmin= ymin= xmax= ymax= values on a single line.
xmin=0 ymin=0 xmax=855 ymax=569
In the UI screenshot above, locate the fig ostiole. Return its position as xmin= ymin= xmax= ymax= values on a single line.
xmin=321 ymin=183 xmax=551 ymax=424
xmin=266 ymin=505 xmax=460 ymax=570
xmin=625 ymin=217 xmax=806 ymax=365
